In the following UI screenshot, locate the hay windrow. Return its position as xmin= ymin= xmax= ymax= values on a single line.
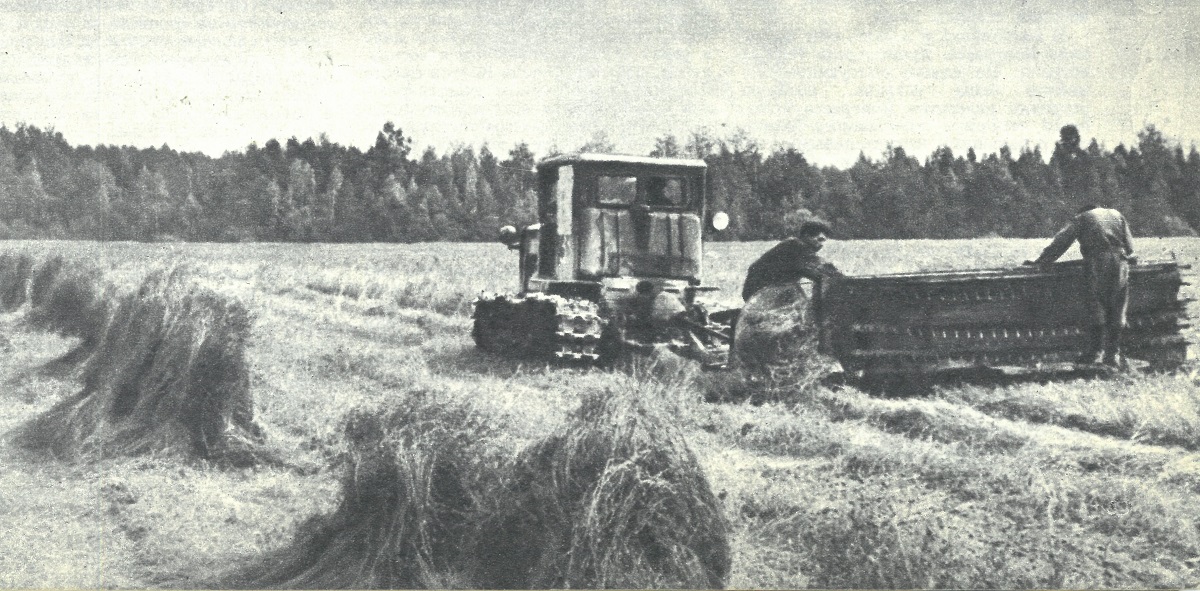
xmin=475 ymin=387 xmax=733 ymax=589
xmin=216 ymin=389 xmax=502 ymax=590
xmin=24 ymin=255 xmax=113 ymax=362
xmin=215 ymin=384 xmax=731 ymax=590
xmin=14 ymin=265 xmax=266 ymax=465
xmin=0 ymin=251 xmax=35 ymax=311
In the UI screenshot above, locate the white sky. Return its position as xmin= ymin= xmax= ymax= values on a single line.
xmin=1 ymin=0 xmax=1197 ymax=167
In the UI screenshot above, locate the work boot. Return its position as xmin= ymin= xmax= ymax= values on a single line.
xmin=1102 ymin=325 xmax=1124 ymax=368
xmin=1076 ymin=325 xmax=1104 ymax=365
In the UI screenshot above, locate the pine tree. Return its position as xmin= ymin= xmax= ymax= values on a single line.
xmin=649 ymin=134 xmax=682 ymax=158
xmin=284 ymin=159 xmax=317 ymax=240
xmin=578 ymin=130 xmax=616 ymax=153
xmin=15 ymin=157 xmax=52 ymax=230
xmin=311 ymin=165 xmax=341 ymax=241
xmin=263 ymin=179 xmax=285 ymax=241
xmin=0 ymin=141 xmax=21 ymax=227
xmin=136 ymin=166 xmax=172 ymax=240
xmin=1131 ymin=125 xmax=1189 ymax=234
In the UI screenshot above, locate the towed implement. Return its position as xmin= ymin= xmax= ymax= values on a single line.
xmin=816 ymin=258 xmax=1192 ymax=379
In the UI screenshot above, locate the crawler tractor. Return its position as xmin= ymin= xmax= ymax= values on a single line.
xmin=472 ymin=153 xmax=734 ymax=367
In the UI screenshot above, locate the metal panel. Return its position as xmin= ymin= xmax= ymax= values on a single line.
xmin=819 ymin=260 xmax=1190 ymax=375
xmin=556 ymin=166 xmax=573 ymax=280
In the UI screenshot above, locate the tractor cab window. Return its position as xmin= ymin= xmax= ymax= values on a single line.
xmin=595 ymin=175 xmax=691 ymax=209
xmin=597 ymin=175 xmax=637 ymax=205
xmin=645 ymin=177 xmax=685 ymax=207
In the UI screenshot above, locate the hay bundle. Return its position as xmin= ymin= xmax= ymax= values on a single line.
xmin=15 ymin=267 xmax=263 ymax=464
xmin=218 ymin=391 xmax=498 ymax=589
xmin=731 ymin=281 xmax=818 ymax=372
xmin=29 ymin=254 xmax=66 ymax=306
xmin=214 ymin=386 xmax=729 ymax=589
xmin=0 ymin=251 xmax=34 ymax=310
xmin=25 ymin=256 xmax=112 ymax=361
xmin=475 ymin=388 xmax=732 ymax=589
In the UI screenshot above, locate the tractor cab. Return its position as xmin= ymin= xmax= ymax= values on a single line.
xmin=504 ymin=154 xmax=724 ymax=307
xmin=481 ymin=153 xmax=732 ymax=366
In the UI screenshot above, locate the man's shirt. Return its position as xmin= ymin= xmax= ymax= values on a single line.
xmin=741 ymin=237 xmax=839 ymax=302
xmin=1035 ymin=207 xmax=1134 ymax=263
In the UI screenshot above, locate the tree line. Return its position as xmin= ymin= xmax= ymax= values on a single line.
xmin=0 ymin=122 xmax=1197 ymax=243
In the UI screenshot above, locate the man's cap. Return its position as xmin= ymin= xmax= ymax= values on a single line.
xmin=798 ymin=220 xmax=833 ymax=237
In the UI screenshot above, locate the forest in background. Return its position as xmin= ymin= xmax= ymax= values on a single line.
xmin=0 ymin=122 xmax=1197 ymax=243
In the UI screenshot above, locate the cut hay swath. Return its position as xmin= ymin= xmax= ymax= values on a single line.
xmin=14 ymin=265 xmax=267 ymax=465
xmin=24 ymin=254 xmax=114 ymax=363
xmin=217 ymin=384 xmax=732 ymax=590
xmin=476 ymin=386 xmax=732 ymax=589
xmin=0 ymin=251 xmax=34 ymax=311
xmin=216 ymin=388 xmax=500 ymax=589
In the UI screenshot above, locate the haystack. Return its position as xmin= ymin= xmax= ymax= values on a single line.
xmin=0 ymin=251 xmax=34 ymax=310
xmin=474 ymin=387 xmax=732 ymax=589
xmin=217 ymin=391 xmax=499 ymax=589
xmin=731 ymin=281 xmax=819 ymax=372
xmin=25 ymin=255 xmax=112 ymax=362
xmin=14 ymin=267 xmax=264 ymax=464
xmin=216 ymin=384 xmax=730 ymax=590
xmin=29 ymin=253 xmax=67 ymax=307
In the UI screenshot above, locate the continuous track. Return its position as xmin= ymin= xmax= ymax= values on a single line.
xmin=472 ymin=293 xmax=606 ymax=364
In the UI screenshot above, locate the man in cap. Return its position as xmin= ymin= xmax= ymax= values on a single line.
xmin=1026 ymin=204 xmax=1135 ymax=367
xmin=1051 ymin=124 xmax=1092 ymax=202
xmin=742 ymin=220 xmax=842 ymax=303
xmin=1051 ymin=124 xmax=1087 ymax=166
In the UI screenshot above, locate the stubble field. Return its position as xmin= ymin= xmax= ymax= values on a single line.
xmin=2 ymin=236 xmax=1200 ymax=588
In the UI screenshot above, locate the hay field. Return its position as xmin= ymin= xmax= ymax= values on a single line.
xmin=1 ymin=237 xmax=1200 ymax=588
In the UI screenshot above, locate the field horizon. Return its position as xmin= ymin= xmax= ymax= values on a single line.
xmin=1 ymin=237 xmax=1199 ymax=588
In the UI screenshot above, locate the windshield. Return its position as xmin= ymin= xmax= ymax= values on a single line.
xmin=594 ymin=175 xmax=691 ymax=209
xmin=597 ymin=175 xmax=637 ymax=205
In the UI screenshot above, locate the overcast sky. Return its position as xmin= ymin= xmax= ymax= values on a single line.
xmin=1 ymin=0 xmax=1197 ymax=167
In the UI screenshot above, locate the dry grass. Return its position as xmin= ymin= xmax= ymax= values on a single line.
xmin=214 ymin=387 xmax=502 ymax=589
xmin=944 ymin=372 xmax=1200 ymax=449
xmin=216 ymin=378 xmax=731 ymax=589
xmin=0 ymin=238 xmax=1199 ymax=588
xmin=13 ymin=263 xmax=269 ymax=466
xmin=303 ymin=266 xmax=480 ymax=317
xmin=0 ymin=251 xmax=34 ymax=310
xmin=24 ymin=254 xmax=113 ymax=363
xmin=476 ymin=383 xmax=731 ymax=589
xmin=710 ymin=379 xmax=1200 ymax=588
